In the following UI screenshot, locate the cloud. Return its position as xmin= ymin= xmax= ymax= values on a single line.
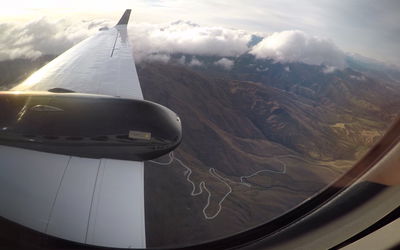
xmin=256 ymin=66 xmax=269 ymax=72
xmin=350 ymin=75 xmax=366 ymax=81
xmin=0 ymin=17 xmax=349 ymax=71
xmin=322 ymin=65 xmax=337 ymax=74
xmin=0 ymin=17 xmax=111 ymax=61
xmin=188 ymin=57 xmax=202 ymax=66
xmin=145 ymin=53 xmax=171 ymax=63
xmin=177 ymin=55 xmax=186 ymax=64
xmin=214 ymin=58 xmax=234 ymax=70
xmin=129 ymin=20 xmax=252 ymax=62
xmin=0 ymin=18 xmax=252 ymax=62
xmin=250 ymin=30 xmax=347 ymax=69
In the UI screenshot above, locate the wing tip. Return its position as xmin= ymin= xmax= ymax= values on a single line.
xmin=117 ymin=9 xmax=131 ymax=26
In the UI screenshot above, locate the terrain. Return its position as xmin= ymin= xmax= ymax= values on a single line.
xmin=138 ymin=55 xmax=400 ymax=247
xmin=1 ymin=55 xmax=399 ymax=248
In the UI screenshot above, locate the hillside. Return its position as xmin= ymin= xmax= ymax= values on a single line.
xmin=0 ymin=56 xmax=56 ymax=90
xmin=1 ymin=56 xmax=399 ymax=248
xmin=138 ymin=61 xmax=399 ymax=247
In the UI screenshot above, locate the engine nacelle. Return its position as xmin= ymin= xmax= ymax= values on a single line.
xmin=0 ymin=91 xmax=182 ymax=161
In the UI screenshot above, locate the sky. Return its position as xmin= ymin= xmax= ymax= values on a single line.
xmin=0 ymin=0 xmax=399 ymax=67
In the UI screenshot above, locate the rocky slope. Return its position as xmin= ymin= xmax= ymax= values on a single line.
xmin=138 ymin=61 xmax=399 ymax=247
xmin=1 ymin=56 xmax=399 ymax=248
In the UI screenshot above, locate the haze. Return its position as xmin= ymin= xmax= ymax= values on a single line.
xmin=1 ymin=0 xmax=399 ymax=67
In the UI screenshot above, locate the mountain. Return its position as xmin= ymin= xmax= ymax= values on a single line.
xmin=137 ymin=60 xmax=399 ymax=247
xmin=0 ymin=55 xmax=56 ymax=90
xmin=345 ymin=53 xmax=400 ymax=85
xmin=162 ymin=53 xmax=400 ymax=158
xmin=1 ymin=55 xmax=399 ymax=248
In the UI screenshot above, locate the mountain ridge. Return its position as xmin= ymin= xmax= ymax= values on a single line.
xmin=1 ymin=55 xmax=399 ymax=247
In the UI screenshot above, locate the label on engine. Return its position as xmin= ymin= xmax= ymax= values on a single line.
xmin=129 ymin=130 xmax=151 ymax=140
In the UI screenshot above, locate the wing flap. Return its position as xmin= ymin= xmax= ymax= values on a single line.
xmin=46 ymin=157 xmax=100 ymax=243
xmin=0 ymin=146 xmax=69 ymax=232
xmin=0 ymin=146 xmax=146 ymax=248
xmin=86 ymin=159 xmax=146 ymax=248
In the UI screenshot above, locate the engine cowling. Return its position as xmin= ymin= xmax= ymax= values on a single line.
xmin=0 ymin=91 xmax=182 ymax=161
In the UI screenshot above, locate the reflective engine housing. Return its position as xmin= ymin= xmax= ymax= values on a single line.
xmin=0 ymin=92 xmax=182 ymax=161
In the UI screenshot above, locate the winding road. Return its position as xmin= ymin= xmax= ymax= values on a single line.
xmin=149 ymin=152 xmax=289 ymax=220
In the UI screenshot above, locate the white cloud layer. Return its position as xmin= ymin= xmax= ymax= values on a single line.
xmin=250 ymin=30 xmax=347 ymax=69
xmin=146 ymin=53 xmax=171 ymax=63
xmin=0 ymin=18 xmax=348 ymax=69
xmin=130 ymin=20 xmax=252 ymax=62
xmin=0 ymin=17 xmax=111 ymax=61
xmin=188 ymin=57 xmax=203 ymax=66
xmin=214 ymin=58 xmax=234 ymax=70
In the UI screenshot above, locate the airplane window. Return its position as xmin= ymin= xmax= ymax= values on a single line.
xmin=0 ymin=4 xmax=399 ymax=250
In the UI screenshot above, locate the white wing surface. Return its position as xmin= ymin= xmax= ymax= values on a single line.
xmin=0 ymin=146 xmax=146 ymax=248
xmin=0 ymin=10 xmax=147 ymax=248
xmin=12 ymin=10 xmax=143 ymax=100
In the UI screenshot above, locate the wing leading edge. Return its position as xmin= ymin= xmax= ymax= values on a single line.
xmin=12 ymin=9 xmax=143 ymax=100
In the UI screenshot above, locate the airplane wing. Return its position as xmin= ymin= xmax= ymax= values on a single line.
xmin=0 ymin=10 xmax=147 ymax=248
xmin=12 ymin=9 xmax=143 ymax=100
